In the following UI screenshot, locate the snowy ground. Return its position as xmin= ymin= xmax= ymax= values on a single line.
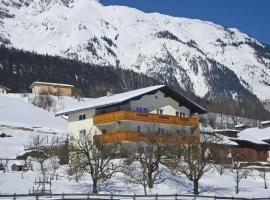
xmin=0 ymin=164 xmax=270 ymax=198
xmin=0 ymin=93 xmax=270 ymax=199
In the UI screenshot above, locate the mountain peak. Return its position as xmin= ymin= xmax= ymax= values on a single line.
xmin=0 ymin=0 xmax=269 ymax=102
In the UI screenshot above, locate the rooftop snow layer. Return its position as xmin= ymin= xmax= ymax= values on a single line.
xmin=237 ymin=127 xmax=270 ymax=143
xmin=30 ymin=81 xmax=74 ymax=88
xmin=56 ymin=85 xmax=206 ymax=115
xmin=56 ymin=85 xmax=165 ymax=115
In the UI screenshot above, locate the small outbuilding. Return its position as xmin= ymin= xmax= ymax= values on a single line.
xmin=261 ymin=121 xmax=270 ymax=128
xmin=0 ymin=84 xmax=11 ymax=94
xmin=30 ymin=81 xmax=74 ymax=96
xmin=11 ymin=161 xmax=25 ymax=172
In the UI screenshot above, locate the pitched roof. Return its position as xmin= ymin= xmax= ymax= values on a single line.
xmin=261 ymin=120 xmax=270 ymax=125
xmin=30 ymin=81 xmax=74 ymax=88
xmin=236 ymin=127 xmax=270 ymax=144
xmin=56 ymin=85 xmax=206 ymax=116
xmin=0 ymin=84 xmax=11 ymax=91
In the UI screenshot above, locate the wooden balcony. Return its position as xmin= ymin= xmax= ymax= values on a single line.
xmin=93 ymin=110 xmax=198 ymax=127
xmin=94 ymin=131 xmax=200 ymax=144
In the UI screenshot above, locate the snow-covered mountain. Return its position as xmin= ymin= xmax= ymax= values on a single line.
xmin=1 ymin=0 xmax=270 ymax=101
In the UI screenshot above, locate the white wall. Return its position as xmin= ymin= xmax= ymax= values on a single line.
xmin=130 ymin=91 xmax=190 ymax=117
xmin=68 ymin=108 xmax=100 ymax=141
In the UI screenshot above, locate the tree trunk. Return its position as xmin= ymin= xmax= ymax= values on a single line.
xmin=148 ymin=172 xmax=153 ymax=189
xmin=236 ymin=181 xmax=239 ymax=194
xmin=143 ymin=184 xmax=147 ymax=195
xmin=263 ymin=170 xmax=267 ymax=189
xmin=92 ymin=179 xmax=98 ymax=194
xmin=220 ymin=164 xmax=223 ymax=175
xmin=193 ymin=179 xmax=199 ymax=195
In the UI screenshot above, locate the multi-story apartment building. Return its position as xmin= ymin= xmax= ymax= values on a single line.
xmin=56 ymin=85 xmax=206 ymax=145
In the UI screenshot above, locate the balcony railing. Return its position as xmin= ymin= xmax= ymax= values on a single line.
xmin=93 ymin=110 xmax=198 ymax=127
xmin=94 ymin=131 xmax=200 ymax=144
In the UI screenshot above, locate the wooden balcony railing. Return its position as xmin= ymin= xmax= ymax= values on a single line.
xmin=94 ymin=131 xmax=200 ymax=144
xmin=93 ymin=110 xmax=198 ymax=127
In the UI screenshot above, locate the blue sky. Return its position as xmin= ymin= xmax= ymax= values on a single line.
xmin=101 ymin=0 xmax=270 ymax=45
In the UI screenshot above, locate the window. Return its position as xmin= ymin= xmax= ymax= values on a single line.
xmin=157 ymin=109 xmax=163 ymax=115
xmin=136 ymin=107 xmax=148 ymax=113
xmin=181 ymin=127 xmax=187 ymax=135
xmin=137 ymin=125 xmax=141 ymax=132
xmin=79 ymin=114 xmax=86 ymax=120
xmin=176 ymin=111 xmax=180 ymax=117
xmin=143 ymin=107 xmax=148 ymax=113
xmin=102 ymin=129 xmax=107 ymax=134
xmin=180 ymin=112 xmax=186 ymax=118
xmin=158 ymin=128 xmax=165 ymax=134
xmin=79 ymin=129 xmax=86 ymax=139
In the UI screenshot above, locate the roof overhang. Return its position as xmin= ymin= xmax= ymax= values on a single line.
xmin=56 ymin=85 xmax=207 ymax=116
xmin=0 ymin=85 xmax=11 ymax=91
xmin=30 ymin=81 xmax=74 ymax=89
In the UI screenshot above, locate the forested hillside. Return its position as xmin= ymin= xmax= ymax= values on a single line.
xmin=0 ymin=45 xmax=269 ymax=119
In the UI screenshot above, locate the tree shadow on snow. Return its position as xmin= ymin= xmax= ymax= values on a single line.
xmin=200 ymin=185 xmax=233 ymax=195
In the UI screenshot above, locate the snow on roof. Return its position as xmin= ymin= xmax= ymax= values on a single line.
xmin=0 ymin=84 xmax=11 ymax=91
xmin=261 ymin=120 xmax=270 ymax=125
xmin=56 ymin=85 xmax=165 ymax=115
xmin=11 ymin=160 xmax=25 ymax=166
xmin=234 ymin=124 xmax=244 ymax=128
xmin=200 ymin=132 xmax=238 ymax=146
xmin=237 ymin=127 xmax=270 ymax=144
xmin=214 ymin=129 xmax=239 ymax=133
xmin=56 ymin=85 xmax=206 ymax=116
xmin=30 ymin=81 xmax=74 ymax=88
xmin=219 ymin=135 xmax=239 ymax=146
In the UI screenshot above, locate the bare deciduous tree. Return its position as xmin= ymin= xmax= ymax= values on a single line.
xmin=233 ymin=161 xmax=250 ymax=194
xmin=164 ymin=135 xmax=218 ymax=194
xmin=259 ymin=168 xmax=268 ymax=189
xmin=123 ymin=141 xmax=164 ymax=195
xmin=69 ymin=134 xmax=121 ymax=194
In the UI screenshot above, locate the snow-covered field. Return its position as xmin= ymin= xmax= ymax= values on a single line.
xmin=0 ymin=93 xmax=270 ymax=199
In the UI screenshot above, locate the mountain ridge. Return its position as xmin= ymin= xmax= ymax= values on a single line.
xmin=0 ymin=0 xmax=270 ymax=102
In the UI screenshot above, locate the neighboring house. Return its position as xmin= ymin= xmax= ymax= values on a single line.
xmin=30 ymin=81 xmax=74 ymax=96
xmin=0 ymin=84 xmax=11 ymax=94
xmin=234 ymin=124 xmax=248 ymax=131
xmin=56 ymin=85 xmax=206 ymax=146
xmin=213 ymin=127 xmax=270 ymax=163
xmin=11 ymin=161 xmax=25 ymax=171
xmin=213 ymin=129 xmax=239 ymax=138
xmin=261 ymin=120 xmax=270 ymax=128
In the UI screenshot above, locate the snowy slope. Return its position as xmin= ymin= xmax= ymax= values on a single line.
xmin=0 ymin=93 xmax=94 ymax=157
xmin=0 ymin=94 xmax=67 ymax=130
xmin=0 ymin=93 xmax=270 ymax=197
xmin=0 ymin=0 xmax=270 ymax=101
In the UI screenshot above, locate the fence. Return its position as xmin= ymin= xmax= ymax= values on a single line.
xmin=0 ymin=193 xmax=270 ymax=200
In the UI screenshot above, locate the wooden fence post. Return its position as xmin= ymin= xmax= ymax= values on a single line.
xmin=175 ymin=193 xmax=178 ymax=200
xmin=133 ymin=193 xmax=136 ymax=200
xmin=87 ymin=193 xmax=90 ymax=200
xmin=13 ymin=193 xmax=16 ymax=200
xmin=35 ymin=194 xmax=39 ymax=200
xmin=62 ymin=193 xmax=65 ymax=200
xmin=214 ymin=195 xmax=216 ymax=200
xmin=155 ymin=193 xmax=158 ymax=200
